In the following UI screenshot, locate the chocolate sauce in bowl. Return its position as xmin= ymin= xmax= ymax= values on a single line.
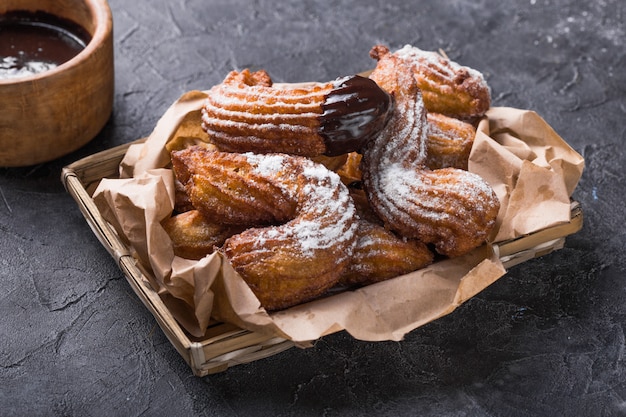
xmin=0 ymin=11 xmax=91 ymax=80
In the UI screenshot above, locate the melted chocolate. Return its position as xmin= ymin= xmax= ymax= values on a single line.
xmin=319 ymin=75 xmax=393 ymax=156
xmin=0 ymin=11 xmax=91 ymax=80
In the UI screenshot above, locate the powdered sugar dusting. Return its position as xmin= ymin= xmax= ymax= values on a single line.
xmin=363 ymin=49 xmax=499 ymax=255
xmin=394 ymin=44 xmax=487 ymax=86
xmin=207 ymin=88 xmax=324 ymax=112
xmin=368 ymin=52 xmax=428 ymax=169
xmin=228 ymin=153 xmax=357 ymax=261
xmin=246 ymin=153 xmax=287 ymax=176
xmin=302 ymin=162 xmax=340 ymax=184
xmin=378 ymin=163 xmax=413 ymax=201
xmin=296 ymin=160 xmax=357 ymax=257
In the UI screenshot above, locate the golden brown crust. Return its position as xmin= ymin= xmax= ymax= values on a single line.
xmin=171 ymin=147 xmax=297 ymax=226
xmin=426 ymin=112 xmax=476 ymax=170
xmin=224 ymin=223 xmax=354 ymax=311
xmin=364 ymin=47 xmax=500 ymax=257
xmin=202 ymin=69 xmax=329 ymax=156
xmin=171 ymin=146 xmax=358 ymax=311
xmin=201 ymin=69 xmax=392 ymax=157
xmin=369 ymin=167 xmax=500 ymax=257
xmin=372 ymin=44 xmax=491 ymax=119
xmin=162 ymin=210 xmax=246 ymax=260
xmin=340 ymin=219 xmax=433 ymax=286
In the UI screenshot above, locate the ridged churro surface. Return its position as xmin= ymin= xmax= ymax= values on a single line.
xmin=201 ymin=70 xmax=392 ymax=157
xmin=363 ymin=46 xmax=500 ymax=257
xmin=425 ymin=112 xmax=476 ymax=170
xmin=392 ymin=44 xmax=491 ymax=119
xmin=171 ymin=146 xmax=358 ymax=310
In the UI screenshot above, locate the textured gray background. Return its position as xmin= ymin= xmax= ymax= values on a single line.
xmin=1 ymin=0 xmax=625 ymax=415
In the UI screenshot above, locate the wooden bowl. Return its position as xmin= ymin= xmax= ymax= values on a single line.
xmin=0 ymin=0 xmax=114 ymax=167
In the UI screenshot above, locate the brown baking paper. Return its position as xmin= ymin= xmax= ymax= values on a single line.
xmin=93 ymin=90 xmax=584 ymax=342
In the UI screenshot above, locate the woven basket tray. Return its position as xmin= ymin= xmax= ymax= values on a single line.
xmin=62 ymin=139 xmax=583 ymax=376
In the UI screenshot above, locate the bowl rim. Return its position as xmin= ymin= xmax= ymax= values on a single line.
xmin=0 ymin=0 xmax=113 ymax=85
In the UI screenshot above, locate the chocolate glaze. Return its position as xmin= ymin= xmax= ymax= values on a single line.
xmin=319 ymin=75 xmax=393 ymax=156
xmin=0 ymin=11 xmax=91 ymax=80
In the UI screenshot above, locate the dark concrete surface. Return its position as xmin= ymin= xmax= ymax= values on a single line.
xmin=1 ymin=0 xmax=625 ymax=415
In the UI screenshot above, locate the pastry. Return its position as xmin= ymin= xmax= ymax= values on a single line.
xmin=162 ymin=210 xmax=245 ymax=260
xmin=172 ymin=146 xmax=359 ymax=310
xmin=381 ymin=44 xmax=491 ymax=119
xmin=171 ymin=147 xmax=297 ymax=226
xmin=201 ymin=69 xmax=393 ymax=157
xmin=364 ymin=46 xmax=430 ymax=169
xmin=425 ymin=112 xmax=476 ymax=170
xmin=363 ymin=46 xmax=500 ymax=257
xmin=340 ymin=219 xmax=433 ymax=286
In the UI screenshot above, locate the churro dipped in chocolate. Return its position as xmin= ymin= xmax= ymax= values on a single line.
xmin=201 ymin=69 xmax=392 ymax=157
